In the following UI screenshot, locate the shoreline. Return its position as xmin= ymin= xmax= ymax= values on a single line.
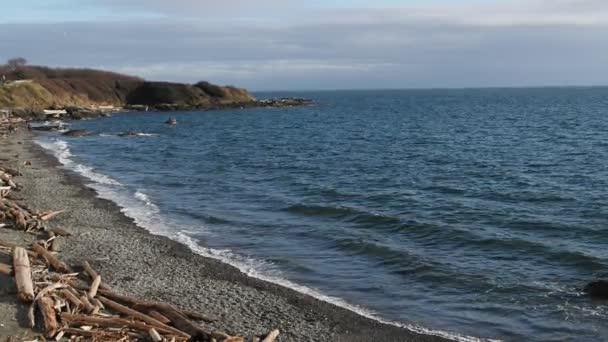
xmin=1 ymin=128 xmax=454 ymax=341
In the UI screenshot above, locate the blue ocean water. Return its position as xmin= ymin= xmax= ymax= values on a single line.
xmin=38 ymin=88 xmax=608 ymax=341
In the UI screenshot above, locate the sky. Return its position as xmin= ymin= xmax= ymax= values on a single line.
xmin=1 ymin=0 xmax=607 ymax=90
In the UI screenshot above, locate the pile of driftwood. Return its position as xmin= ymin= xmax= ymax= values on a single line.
xmin=0 ymin=142 xmax=280 ymax=341
xmin=0 ymin=241 xmax=279 ymax=341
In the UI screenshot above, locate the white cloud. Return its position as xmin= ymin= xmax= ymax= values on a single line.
xmin=1 ymin=0 xmax=607 ymax=90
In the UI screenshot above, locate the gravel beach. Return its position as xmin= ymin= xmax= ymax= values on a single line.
xmin=0 ymin=129 xmax=453 ymax=342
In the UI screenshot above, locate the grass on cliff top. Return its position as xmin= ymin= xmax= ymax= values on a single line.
xmin=0 ymin=81 xmax=56 ymax=109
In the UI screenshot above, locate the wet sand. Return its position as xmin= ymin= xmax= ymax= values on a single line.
xmin=0 ymin=129 xmax=452 ymax=342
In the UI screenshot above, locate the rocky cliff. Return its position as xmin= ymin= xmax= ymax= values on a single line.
xmin=0 ymin=65 xmax=255 ymax=111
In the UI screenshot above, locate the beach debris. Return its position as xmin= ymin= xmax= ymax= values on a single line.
xmin=261 ymin=329 xmax=280 ymax=342
xmin=13 ymin=247 xmax=34 ymax=302
xmin=0 ymin=127 xmax=280 ymax=342
xmin=0 ymin=167 xmax=69 ymax=233
xmin=1 ymin=238 xmax=280 ymax=341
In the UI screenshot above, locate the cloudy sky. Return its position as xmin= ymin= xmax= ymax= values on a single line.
xmin=1 ymin=0 xmax=607 ymax=90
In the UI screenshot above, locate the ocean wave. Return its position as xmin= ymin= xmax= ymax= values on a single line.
xmin=34 ymin=138 xmax=488 ymax=342
xmin=134 ymin=190 xmax=156 ymax=207
xmin=285 ymin=203 xmax=358 ymax=217
xmin=35 ymin=138 xmax=122 ymax=186
xmin=285 ymin=203 xmax=401 ymax=225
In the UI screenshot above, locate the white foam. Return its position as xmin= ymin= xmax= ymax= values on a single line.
xmin=172 ymin=231 xmax=493 ymax=342
xmin=35 ymin=137 xmax=492 ymax=342
xmin=35 ymin=138 xmax=122 ymax=186
xmin=134 ymin=191 xmax=155 ymax=207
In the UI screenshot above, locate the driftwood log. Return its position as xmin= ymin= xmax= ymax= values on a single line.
xmin=61 ymin=313 xmax=180 ymax=336
xmin=13 ymin=247 xmax=34 ymax=302
xmin=98 ymin=296 xmax=190 ymax=338
xmin=148 ymin=310 xmax=171 ymax=324
xmin=32 ymin=242 xmax=71 ymax=273
xmin=0 ymin=262 xmax=13 ymax=275
xmin=99 ymin=288 xmax=216 ymax=323
xmin=39 ymin=210 xmax=65 ymax=221
xmin=149 ymin=328 xmax=163 ymax=342
xmin=262 ymin=329 xmax=280 ymax=342
xmin=0 ymin=240 xmax=37 ymax=257
xmin=82 ymin=260 xmax=110 ymax=290
xmin=37 ymin=296 xmax=59 ymax=338
xmin=49 ymin=227 xmax=71 ymax=236
xmin=88 ymin=275 xmax=101 ymax=298
xmin=61 ymin=288 xmax=83 ymax=309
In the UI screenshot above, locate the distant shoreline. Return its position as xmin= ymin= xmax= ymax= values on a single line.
xmin=0 ymin=64 xmax=312 ymax=122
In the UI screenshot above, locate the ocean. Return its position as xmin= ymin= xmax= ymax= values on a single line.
xmin=36 ymin=88 xmax=608 ymax=341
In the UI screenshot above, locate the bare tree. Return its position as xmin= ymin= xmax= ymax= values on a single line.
xmin=7 ymin=57 xmax=27 ymax=70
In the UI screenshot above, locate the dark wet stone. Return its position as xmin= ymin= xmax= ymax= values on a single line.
xmin=584 ymin=280 xmax=608 ymax=298
xmin=62 ymin=129 xmax=91 ymax=137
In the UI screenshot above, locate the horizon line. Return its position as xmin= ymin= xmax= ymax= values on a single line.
xmin=251 ymin=84 xmax=608 ymax=93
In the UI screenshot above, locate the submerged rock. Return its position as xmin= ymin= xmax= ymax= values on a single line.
xmin=62 ymin=129 xmax=91 ymax=137
xmin=31 ymin=125 xmax=64 ymax=132
xmin=117 ymin=131 xmax=158 ymax=137
xmin=584 ymin=280 xmax=608 ymax=298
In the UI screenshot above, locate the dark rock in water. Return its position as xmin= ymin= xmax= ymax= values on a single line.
xmin=118 ymin=131 xmax=140 ymax=137
xmin=165 ymin=117 xmax=177 ymax=125
xmin=31 ymin=125 xmax=64 ymax=132
xmin=584 ymin=280 xmax=608 ymax=298
xmin=117 ymin=131 xmax=156 ymax=137
xmin=62 ymin=129 xmax=91 ymax=137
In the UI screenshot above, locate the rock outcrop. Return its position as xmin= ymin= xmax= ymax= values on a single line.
xmin=584 ymin=280 xmax=608 ymax=299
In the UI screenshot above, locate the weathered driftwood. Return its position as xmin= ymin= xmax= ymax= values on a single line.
xmin=149 ymin=328 xmax=163 ymax=342
xmin=39 ymin=210 xmax=65 ymax=221
xmin=80 ymin=294 xmax=96 ymax=313
xmin=49 ymin=227 xmax=71 ymax=236
xmin=37 ymin=296 xmax=59 ymax=338
xmin=0 ymin=166 xmax=21 ymax=177
xmin=0 ymin=262 xmax=13 ymax=275
xmin=88 ymin=275 xmax=102 ymax=298
xmin=61 ymin=288 xmax=83 ymax=309
xmin=13 ymin=247 xmax=34 ymax=302
xmin=161 ymin=308 xmax=235 ymax=341
xmin=12 ymin=209 xmax=26 ymax=230
xmin=61 ymin=327 xmax=144 ymax=340
xmin=99 ymin=288 xmax=216 ymax=323
xmin=0 ymin=240 xmax=37 ymax=257
xmin=82 ymin=260 xmax=110 ymax=290
xmin=47 ymin=231 xmax=60 ymax=252
xmin=61 ymin=313 xmax=181 ymax=337
xmin=224 ymin=337 xmax=245 ymax=342
xmin=148 ymin=310 xmax=171 ymax=324
xmin=98 ymin=296 xmax=190 ymax=338
xmin=0 ymin=172 xmax=17 ymax=188
xmin=32 ymin=242 xmax=71 ymax=273
xmin=262 ymin=329 xmax=280 ymax=342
